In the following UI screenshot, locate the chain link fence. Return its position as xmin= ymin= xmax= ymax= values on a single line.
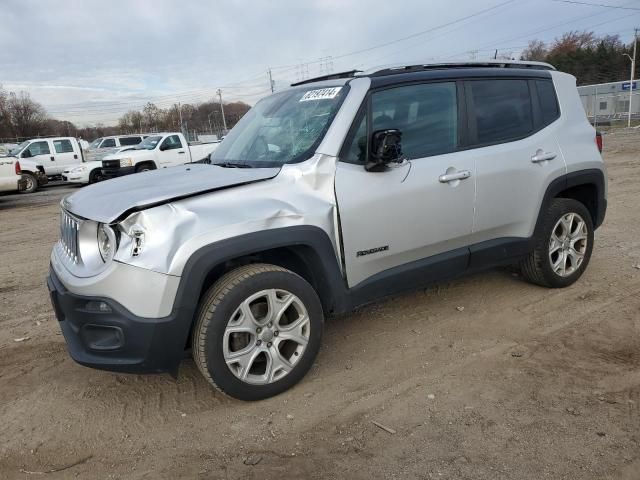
xmin=578 ymin=83 xmax=640 ymax=127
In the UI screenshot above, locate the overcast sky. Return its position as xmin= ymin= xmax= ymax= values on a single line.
xmin=1 ymin=0 xmax=638 ymax=126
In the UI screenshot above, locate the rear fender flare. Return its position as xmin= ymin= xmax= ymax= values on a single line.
xmin=534 ymin=169 xmax=606 ymax=235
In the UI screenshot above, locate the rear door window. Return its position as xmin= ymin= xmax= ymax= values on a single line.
xmin=467 ymin=79 xmax=533 ymax=145
xmin=160 ymin=135 xmax=183 ymax=150
xmin=53 ymin=139 xmax=74 ymax=153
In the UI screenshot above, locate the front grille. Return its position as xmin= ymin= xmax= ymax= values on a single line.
xmin=60 ymin=210 xmax=80 ymax=263
xmin=102 ymin=160 xmax=120 ymax=169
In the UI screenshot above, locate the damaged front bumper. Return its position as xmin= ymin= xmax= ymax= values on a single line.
xmin=47 ymin=266 xmax=187 ymax=374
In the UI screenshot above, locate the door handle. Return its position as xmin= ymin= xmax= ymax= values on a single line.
xmin=531 ymin=150 xmax=557 ymax=163
xmin=178 ymin=151 xmax=185 ymax=154
xmin=439 ymin=170 xmax=471 ymax=183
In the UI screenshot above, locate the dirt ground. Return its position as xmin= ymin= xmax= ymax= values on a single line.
xmin=0 ymin=134 xmax=639 ymax=480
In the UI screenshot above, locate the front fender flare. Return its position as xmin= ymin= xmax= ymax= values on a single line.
xmin=165 ymin=226 xmax=348 ymax=364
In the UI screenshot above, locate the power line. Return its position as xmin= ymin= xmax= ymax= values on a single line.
xmin=550 ymin=0 xmax=640 ymax=10
xmin=445 ymin=5 xmax=636 ymax=59
xmin=326 ymin=0 xmax=520 ymax=63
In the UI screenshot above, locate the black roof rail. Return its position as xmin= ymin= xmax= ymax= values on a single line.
xmin=290 ymin=69 xmax=362 ymax=87
xmin=369 ymin=61 xmax=556 ymax=77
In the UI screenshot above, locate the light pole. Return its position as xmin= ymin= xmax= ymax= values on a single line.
xmin=623 ymin=29 xmax=637 ymax=128
xmin=177 ymin=102 xmax=184 ymax=134
xmin=217 ymin=89 xmax=227 ymax=133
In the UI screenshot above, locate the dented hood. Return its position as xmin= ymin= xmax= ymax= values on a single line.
xmin=62 ymin=164 xmax=280 ymax=223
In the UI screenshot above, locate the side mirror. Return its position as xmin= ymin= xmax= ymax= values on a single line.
xmin=159 ymin=143 xmax=168 ymax=151
xmin=366 ymin=129 xmax=404 ymax=172
xmin=21 ymin=150 xmax=32 ymax=158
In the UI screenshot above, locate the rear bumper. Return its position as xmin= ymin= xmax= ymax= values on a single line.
xmin=101 ymin=166 xmax=135 ymax=179
xmin=47 ymin=266 xmax=186 ymax=374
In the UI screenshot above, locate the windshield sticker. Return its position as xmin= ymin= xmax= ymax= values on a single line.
xmin=299 ymin=87 xmax=342 ymax=102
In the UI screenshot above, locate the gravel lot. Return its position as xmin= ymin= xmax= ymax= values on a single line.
xmin=1 ymin=136 xmax=639 ymax=479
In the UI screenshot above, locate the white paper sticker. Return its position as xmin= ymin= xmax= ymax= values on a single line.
xmin=299 ymin=87 xmax=342 ymax=102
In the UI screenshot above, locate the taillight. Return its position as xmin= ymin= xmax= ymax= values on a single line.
xmin=15 ymin=161 xmax=21 ymax=175
xmin=595 ymin=132 xmax=603 ymax=153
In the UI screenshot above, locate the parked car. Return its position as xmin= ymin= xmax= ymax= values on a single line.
xmin=48 ymin=61 xmax=606 ymax=401
xmin=100 ymin=133 xmax=219 ymax=179
xmin=7 ymin=137 xmax=83 ymax=193
xmin=0 ymin=157 xmax=23 ymax=193
xmin=85 ymin=135 xmax=147 ymax=162
xmin=0 ymin=143 xmax=19 ymax=156
xmin=62 ymin=147 xmax=136 ymax=185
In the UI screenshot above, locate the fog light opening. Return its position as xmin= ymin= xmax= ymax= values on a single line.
xmin=85 ymin=300 xmax=112 ymax=313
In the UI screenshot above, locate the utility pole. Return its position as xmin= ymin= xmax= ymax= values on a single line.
xmin=217 ymin=89 xmax=227 ymax=133
xmin=268 ymin=68 xmax=275 ymax=93
xmin=628 ymin=28 xmax=638 ymax=128
xmin=177 ymin=102 xmax=183 ymax=134
xmin=594 ymin=85 xmax=598 ymax=129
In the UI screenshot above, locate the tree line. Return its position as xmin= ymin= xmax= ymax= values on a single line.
xmin=0 ymin=87 xmax=77 ymax=141
xmin=116 ymin=100 xmax=251 ymax=138
xmin=0 ymin=83 xmax=250 ymax=143
xmin=521 ymin=31 xmax=639 ymax=85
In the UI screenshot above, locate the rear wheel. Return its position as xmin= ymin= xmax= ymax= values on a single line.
xmin=192 ymin=264 xmax=323 ymax=401
xmin=521 ymin=198 xmax=594 ymax=288
xmin=19 ymin=173 xmax=38 ymax=194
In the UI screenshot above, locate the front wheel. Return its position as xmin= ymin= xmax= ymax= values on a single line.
xmin=192 ymin=264 xmax=324 ymax=401
xmin=135 ymin=163 xmax=155 ymax=173
xmin=88 ymin=169 xmax=105 ymax=184
xmin=521 ymin=198 xmax=594 ymax=288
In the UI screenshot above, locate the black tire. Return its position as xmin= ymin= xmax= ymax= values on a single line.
xmin=521 ymin=198 xmax=594 ymax=288
xmin=192 ymin=264 xmax=324 ymax=401
xmin=88 ymin=169 xmax=104 ymax=184
xmin=135 ymin=163 xmax=155 ymax=173
xmin=19 ymin=173 xmax=38 ymax=194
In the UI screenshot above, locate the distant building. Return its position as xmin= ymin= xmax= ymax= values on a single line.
xmin=578 ymin=80 xmax=640 ymax=122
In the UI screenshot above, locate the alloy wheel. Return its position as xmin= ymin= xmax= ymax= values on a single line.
xmin=223 ymin=289 xmax=310 ymax=385
xmin=548 ymin=212 xmax=588 ymax=277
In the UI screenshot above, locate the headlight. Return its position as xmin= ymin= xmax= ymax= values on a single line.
xmin=97 ymin=224 xmax=117 ymax=263
xmin=119 ymin=158 xmax=133 ymax=167
xmin=71 ymin=165 xmax=88 ymax=173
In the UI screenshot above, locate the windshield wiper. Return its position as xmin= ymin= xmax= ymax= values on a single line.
xmin=213 ymin=162 xmax=253 ymax=168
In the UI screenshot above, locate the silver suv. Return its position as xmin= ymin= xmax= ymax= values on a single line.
xmin=48 ymin=61 xmax=607 ymax=400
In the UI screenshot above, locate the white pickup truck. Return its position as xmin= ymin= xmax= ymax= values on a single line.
xmin=0 ymin=157 xmax=23 ymax=193
xmin=6 ymin=137 xmax=84 ymax=192
xmin=100 ymin=132 xmax=219 ymax=179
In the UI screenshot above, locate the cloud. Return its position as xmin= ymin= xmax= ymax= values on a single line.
xmin=1 ymin=0 xmax=636 ymax=125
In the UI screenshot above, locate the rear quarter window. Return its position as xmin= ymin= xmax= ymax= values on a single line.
xmin=535 ymin=80 xmax=560 ymax=126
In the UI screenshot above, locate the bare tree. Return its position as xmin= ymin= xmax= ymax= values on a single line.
xmin=6 ymin=91 xmax=48 ymax=138
xmin=521 ymin=40 xmax=548 ymax=61
xmin=0 ymin=85 xmax=11 ymax=138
